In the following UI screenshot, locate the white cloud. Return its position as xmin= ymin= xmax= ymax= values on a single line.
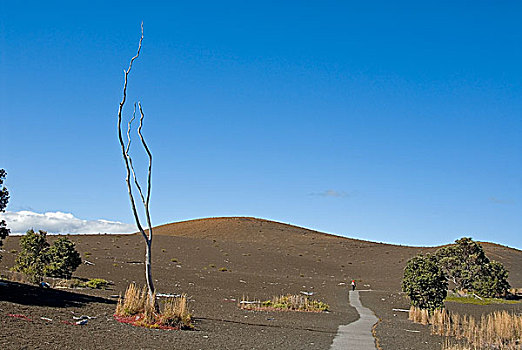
xmin=0 ymin=210 xmax=136 ymax=235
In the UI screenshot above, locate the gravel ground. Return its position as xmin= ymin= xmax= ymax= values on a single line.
xmin=1 ymin=217 xmax=520 ymax=349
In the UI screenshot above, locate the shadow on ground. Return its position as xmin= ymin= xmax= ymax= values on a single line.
xmin=0 ymin=280 xmax=116 ymax=308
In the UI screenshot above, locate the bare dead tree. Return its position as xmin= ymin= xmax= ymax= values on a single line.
xmin=117 ymin=22 xmax=156 ymax=302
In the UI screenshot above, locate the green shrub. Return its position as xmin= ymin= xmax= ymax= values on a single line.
xmin=44 ymin=237 xmax=82 ymax=279
xmin=13 ymin=230 xmax=81 ymax=283
xmin=85 ymin=278 xmax=110 ymax=289
xmin=13 ymin=230 xmax=50 ymax=283
xmin=402 ymin=253 xmax=447 ymax=311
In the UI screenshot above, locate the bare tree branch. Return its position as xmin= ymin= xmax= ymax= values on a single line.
xmin=127 ymin=103 xmax=147 ymax=205
xmin=116 ymin=22 xmax=156 ymax=300
xmin=138 ymin=102 xmax=153 ymax=241
xmin=117 ymin=22 xmax=146 ymax=240
xmin=125 ymin=103 xmax=136 ymax=154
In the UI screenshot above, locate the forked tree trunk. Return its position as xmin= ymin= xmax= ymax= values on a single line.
xmin=116 ymin=22 xmax=156 ymax=304
xmin=145 ymin=237 xmax=153 ymax=299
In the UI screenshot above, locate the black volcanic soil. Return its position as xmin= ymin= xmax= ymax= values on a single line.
xmin=1 ymin=217 xmax=521 ymax=349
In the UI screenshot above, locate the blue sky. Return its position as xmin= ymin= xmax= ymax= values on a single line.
xmin=1 ymin=1 xmax=521 ymax=248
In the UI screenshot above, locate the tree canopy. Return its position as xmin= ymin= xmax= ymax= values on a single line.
xmin=435 ymin=237 xmax=510 ymax=297
xmin=402 ymin=237 xmax=511 ymax=310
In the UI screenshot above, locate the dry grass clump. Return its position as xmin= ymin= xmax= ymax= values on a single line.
xmin=408 ymin=305 xmax=430 ymax=325
xmin=409 ymin=306 xmax=522 ymax=349
xmin=441 ymin=339 xmax=473 ymax=350
xmin=158 ymin=295 xmax=192 ymax=327
xmin=115 ymin=283 xmax=149 ymax=316
xmin=431 ymin=308 xmax=453 ymax=336
xmin=239 ymin=294 xmax=328 ymax=312
xmin=114 ymin=284 xmax=192 ymax=330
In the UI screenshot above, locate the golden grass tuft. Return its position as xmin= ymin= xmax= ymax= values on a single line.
xmin=441 ymin=338 xmax=473 ymax=350
xmin=409 ymin=305 xmax=522 ymax=349
xmin=408 ymin=305 xmax=430 ymax=325
xmin=158 ymin=294 xmax=192 ymax=328
xmin=431 ymin=308 xmax=451 ymax=336
xmin=115 ymin=284 xmax=192 ymax=330
xmin=115 ymin=283 xmax=149 ymax=316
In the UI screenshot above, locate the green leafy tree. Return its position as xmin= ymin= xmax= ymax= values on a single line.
xmin=0 ymin=169 xmax=10 ymax=259
xmin=471 ymin=260 xmax=510 ymax=298
xmin=14 ymin=230 xmax=82 ymax=283
xmin=13 ymin=229 xmax=50 ymax=283
xmin=435 ymin=237 xmax=510 ymax=297
xmin=402 ymin=253 xmax=448 ymax=311
xmin=436 ymin=237 xmax=489 ymax=291
xmin=44 ymin=237 xmax=82 ymax=279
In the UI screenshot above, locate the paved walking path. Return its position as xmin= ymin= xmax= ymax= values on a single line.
xmin=330 ymin=290 xmax=378 ymax=350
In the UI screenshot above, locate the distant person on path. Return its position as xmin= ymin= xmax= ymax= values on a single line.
xmin=351 ymin=280 xmax=356 ymax=291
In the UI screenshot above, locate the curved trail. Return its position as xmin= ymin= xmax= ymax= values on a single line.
xmin=330 ymin=290 xmax=378 ymax=350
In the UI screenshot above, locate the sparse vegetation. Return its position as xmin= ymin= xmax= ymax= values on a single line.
xmin=53 ymin=278 xmax=110 ymax=289
xmin=408 ymin=306 xmax=522 ymax=349
xmin=441 ymin=343 xmax=473 ymax=350
xmin=0 ymin=217 xmax=520 ymax=349
xmin=115 ymin=284 xmax=192 ymax=330
xmin=158 ymin=295 xmax=192 ymax=328
xmin=408 ymin=305 xmax=431 ymax=325
xmin=116 ymin=283 xmax=148 ymax=316
xmin=84 ymin=278 xmax=110 ymax=289
xmin=239 ymin=294 xmax=329 ymax=312
xmin=445 ymin=294 xmax=521 ymax=305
